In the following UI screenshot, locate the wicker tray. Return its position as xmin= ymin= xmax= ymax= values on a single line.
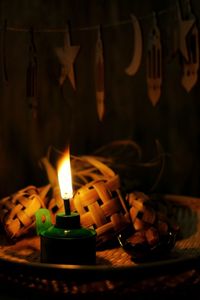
xmin=0 ymin=194 xmax=200 ymax=298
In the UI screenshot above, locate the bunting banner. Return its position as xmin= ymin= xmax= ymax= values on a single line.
xmin=0 ymin=0 xmax=199 ymax=120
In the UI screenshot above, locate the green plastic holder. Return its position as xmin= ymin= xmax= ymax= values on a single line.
xmin=35 ymin=208 xmax=96 ymax=265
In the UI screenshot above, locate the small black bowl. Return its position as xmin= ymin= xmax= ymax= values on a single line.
xmin=117 ymin=228 xmax=178 ymax=263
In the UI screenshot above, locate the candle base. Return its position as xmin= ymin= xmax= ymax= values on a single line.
xmin=40 ymin=229 xmax=96 ymax=265
xmin=55 ymin=212 xmax=80 ymax=229
xmin=38 ymin=210 xmax=96 ymax=265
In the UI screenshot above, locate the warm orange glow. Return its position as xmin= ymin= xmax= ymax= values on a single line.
xmin=57 ymin=148 xmax=73 ymax=200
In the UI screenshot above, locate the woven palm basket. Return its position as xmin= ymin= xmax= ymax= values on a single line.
xmin=0 ymin=186 xmax=45 ymax=239
xmin=71 ymin=175 xmax=130 ymax=246
xmin=0 ymin=194 xmax=200 ymax=299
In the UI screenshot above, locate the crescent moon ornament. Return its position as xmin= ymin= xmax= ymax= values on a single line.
xmin=125 ymin=14 xmax=143 ymax=76
xmin=147 ymin=13 xmax=162 ymax=106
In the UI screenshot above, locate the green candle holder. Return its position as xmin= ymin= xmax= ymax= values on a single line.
xmin=35 ymin=208 xmax=96 ymax=265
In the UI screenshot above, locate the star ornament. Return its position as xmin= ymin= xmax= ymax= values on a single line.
xmin=55 ymin=31 xmax=80 ymax=89
xmin=176 ymin=3 xmax=195 ymax=61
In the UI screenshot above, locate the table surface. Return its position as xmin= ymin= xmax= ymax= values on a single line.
xmin=1 ymin=194 xmax=200 ymax=299
xmin=0 ymin=282 xmax=200 ymax=300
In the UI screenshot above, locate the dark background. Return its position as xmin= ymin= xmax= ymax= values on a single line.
xmin=0 ymin=1 xmax=199 ymax=299
xmin=0 ymin=0 xmax=200 ymax=198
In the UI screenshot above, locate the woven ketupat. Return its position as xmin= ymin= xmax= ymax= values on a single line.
xmin=126 ymin=191 xmax=154 ymax=230
xmin=0 ymin=186 xmax=44 ymax=239
xmin=72 ymin=175 xmax=131 ymax=245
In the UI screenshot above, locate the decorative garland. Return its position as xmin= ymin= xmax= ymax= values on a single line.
xmin=0 ymin=1 xmax=199 ymax=119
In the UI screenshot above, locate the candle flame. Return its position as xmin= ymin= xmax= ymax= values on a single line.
xmin=57 ymin=148 xmax=73 ymax=200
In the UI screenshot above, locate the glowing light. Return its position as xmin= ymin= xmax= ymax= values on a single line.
xmin=57 ymin=148 xmax=73 ymax=200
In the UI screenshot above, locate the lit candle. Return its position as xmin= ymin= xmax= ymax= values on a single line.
xmin=36 ymin=146 xmax=97 ymax=265
xmin=57 ymin=147 xmax=73 ymax=215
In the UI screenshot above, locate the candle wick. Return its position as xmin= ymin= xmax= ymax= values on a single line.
xmin=64 ymin=198 xmax=71 ymax=215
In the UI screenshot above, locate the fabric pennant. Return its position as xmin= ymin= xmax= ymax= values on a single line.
xmin=147 ymin=13 xmax=162 ymax=106
xmin=178 ymin=1 xmax=199 ymax=92
xmin=55 ymin=24 xmax=80 ymax=89
xmin=181 ymin=24 xmax=199 ymax=92
xmin=95 ymin=26 xmax=105 ymax=121
xmin=2 ymin=20 xmax=8 ymax=84
xmin=175 ymin=1 xmax=195 ymax=61
xmin=26 ymin=28 xmax=38 ymax=119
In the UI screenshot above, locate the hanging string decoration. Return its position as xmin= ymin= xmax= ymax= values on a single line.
xmin=147 ymin=13 xmax=162 ymax=106
xmin=0 ymin=3 xmax=184 ymax=113
xmin=177 ymin=1 xmax=199 ymax=92
xmin=26 ymin=28 xmax=38 ymax=119
xmin=95 ymin=26 xmax=105 ymax=121
xmin=55 ymin=23 xmax=80 ymax=89
xmin=125 ymin=14 xmax=143 ymax=76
